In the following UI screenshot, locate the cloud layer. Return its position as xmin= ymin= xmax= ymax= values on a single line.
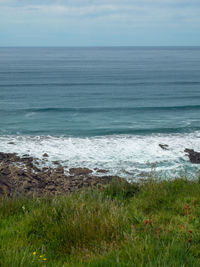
xmin=0 ymin=0 xmax=200 ymax=46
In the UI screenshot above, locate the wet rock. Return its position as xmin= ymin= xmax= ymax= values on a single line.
xmin=22 ymin=154 xmax=30 ymax=157
xmin=43 ymin=153 xmax=49 ymax=157
xmin=159 ymin=144 xmax=169 ymax=150
xmin=42 ymin=167 xmax=49 ymax=172
xmin=184 ymin=149 xmax=200 ymax=164
xmin=55 ymin=166 xmax=64 ymax=174
xmin=96 ymin=169 xmax=108 ymax=173
xmin=69 ymin=167 xmax=93 ymax=176
xmin=0 ymin=151 xmax=120 ymax=196
xmin=21 ymin=156 xmax=33 ymax=164
xmin=32 ymin=166 xmax=40 ymax=173
xmin=0 ymin=152 xmax=12 ymax=161
xmin=0 ymin=152 xmax=20 ymax=163
xmin=52 ymin=160 xmax=60 ymax=165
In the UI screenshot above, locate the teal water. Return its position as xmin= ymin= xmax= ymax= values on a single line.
xmin=0 ymin=47 xmax=200 ymax=177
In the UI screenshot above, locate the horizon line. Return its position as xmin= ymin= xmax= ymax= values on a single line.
xmin=0 ymin=45 xmax=200 ymax=48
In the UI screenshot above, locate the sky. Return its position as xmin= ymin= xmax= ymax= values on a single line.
xmin=0 ymin=0 xmax=200 ymax=46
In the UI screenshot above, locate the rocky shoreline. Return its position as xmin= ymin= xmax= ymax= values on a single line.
xmin=1 ymin=145 xmax=200 ymax=197
xmin=0 ymin=152 xmax=119 ymax=196
xmin=159 ymin=144 xmax=200 ymax=163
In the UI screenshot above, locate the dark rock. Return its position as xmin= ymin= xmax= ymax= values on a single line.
xmin=43 ymin=153 xmax=49 ymax=157
xmin=42 ymin=167 xmax=49 ymax=172
xmin=0 ymin=153 xmax=20 ymax=164
xmin=21 ymin=156 xmax=33 ymax=163
xmin=10 ymin=166 xmax=24 ymax=176
xmin=0 ymin=174 xmax=11 ymax=195
xmin=32 ymin=166 xmax=40 ymax=172
xmin=184 ymin=148 xmax=200 ymax=164
xmin=0 ymin=152 xmax=120 ymax=196
xmin=0 ymin=166 xmax=11 ymax=175
xmin=55 ymin=166 xmax=64 ymax=174
xmin=69 ymin=167 xmax=93 ymax=175
xmin=47 ymin=185 xmax=56 ymax=191
xmin=22 ymin=181 xmax=31 ymax=190
xmin=8 ymin=142 xmax=15 ymax=145
xmin=96 ymin=169 xmax=108 ymax=173
xmin=159 ymin=144 xmax=169 ymax=150
xmin=52 ymin=160 xmax=60 ymax=165
xmin=0 ymin=152 xmax=10 ymax=161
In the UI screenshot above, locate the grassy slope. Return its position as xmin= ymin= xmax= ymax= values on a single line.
xmin=1 ymin=178 xmax=200 ymax=266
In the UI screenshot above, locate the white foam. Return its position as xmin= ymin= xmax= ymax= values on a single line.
xmin=25 ymin=112 xmax=36 ymax=118
xmin=0 ymin=133 xmax=200 ymax=179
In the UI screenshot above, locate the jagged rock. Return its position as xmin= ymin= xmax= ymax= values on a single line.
xmin=0 ymin=152 xmax=119 ymax=196
xmin=159 ymin=144 xmax=169 ymax=150
xmin=32 ymin=166 xmax=41 ymax=172
xmin=55 ymin=166 xmax=64 ymax=174
xmin=184 ymin=149 xmax=200 ymax=164
xmin=69 ymin=167 xmax=92 ymax=175
xmin=42 ymin=167 xmax=49 ymax=172
xmin=96 ymin=169 xmax=108 ymax=173
xmin=0 ymin=165 xmax=10 ymax=175
xmin=0 ymin=152 xmax=15 ymax=161
xmin=43 ymin=153 xmax=49 ymax=157
xmin=0 ymin=152 xmax=11 ymax=160
xmin=52 ymin=160 xmax=60 ymax=165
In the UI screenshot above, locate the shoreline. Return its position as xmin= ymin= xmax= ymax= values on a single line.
xmin=0 ymin=144 xmax=200 ymax=196
xmin=1 ymin=133 xmax=200 ymax=180
xmin=0 ymin=147 xmax=200 ymax=196
xmin=0 ymin=152 xmax=122 ymax=196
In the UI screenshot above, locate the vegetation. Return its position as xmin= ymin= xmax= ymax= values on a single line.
xmin=1 ymin=177 xmax=200 ymax=266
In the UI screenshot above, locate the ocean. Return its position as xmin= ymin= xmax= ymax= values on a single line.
xmin=0 ymin=47 xmax=200 ymax=178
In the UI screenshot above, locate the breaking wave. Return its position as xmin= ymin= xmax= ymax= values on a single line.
xmin=0 ymin=133 xmax=200 ymax=179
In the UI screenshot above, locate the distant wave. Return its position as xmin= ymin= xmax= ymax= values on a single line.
xmin=1 ymin=105 xmax=200 ymax=114
xmin=0 ymin=81 xmax=200 ymax=87
xmin=1 ymin=126 xmax=200 ymax=137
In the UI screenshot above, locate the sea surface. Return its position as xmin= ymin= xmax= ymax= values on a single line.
xmin=0 ymin=47 xmax=200 ymax=178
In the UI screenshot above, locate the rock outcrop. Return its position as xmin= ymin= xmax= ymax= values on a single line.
xmin=159 ymin=144 xmax=169 ymax=150
xmin=184 ymin=149 xmax=200 ymax=164
xmin=0 ymin=152 xmax=116 ymax=196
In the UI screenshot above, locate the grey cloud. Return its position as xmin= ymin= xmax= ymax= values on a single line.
xmin=1 ymin=0 xmax=200 ymax=8
xmin=1 ymin=0 xmax=200 ymax=29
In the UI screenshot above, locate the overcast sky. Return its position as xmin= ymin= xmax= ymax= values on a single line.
xmin=0 ymin=0 xmax=200 ymax=46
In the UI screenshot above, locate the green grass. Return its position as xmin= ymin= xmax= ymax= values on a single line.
xmin=1 ymin=177 xmax=200 ymax=266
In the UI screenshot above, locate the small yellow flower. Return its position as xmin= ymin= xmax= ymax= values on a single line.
xmin=40 ymin=255 xmax=45 ymax=258
xmin=43 ymin=258 xmax=47 ymax=261
xmin=33 ymin=252 xmax=36 ymax=256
